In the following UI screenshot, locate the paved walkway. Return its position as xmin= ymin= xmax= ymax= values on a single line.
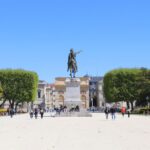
xmin=0 ymin=113 xmax=150 ymax=150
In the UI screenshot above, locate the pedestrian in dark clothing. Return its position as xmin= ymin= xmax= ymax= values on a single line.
xmin=10 ymin=108 xmax=14 ymax=118
xmin=40 ymin=109 xmax=44 ymax=119
xmin=34 ymin=108 xmax=38 ymax=119
xmin=127 ymin=109 xmax=131 ymax=118
xmin=104 ymin=107 xmax=109 ymax=119
xmin=30 ymin=109 xmax=33 ymax=119
xmin=110 ymin=107 xmax=116 ymax=120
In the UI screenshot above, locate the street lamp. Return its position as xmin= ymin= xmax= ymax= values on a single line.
xmin=91 ymin=98 xmax=93 ymax=107
xmin=146 ymin=96 xmax=149 ymax=108
xmin=90 ymin=88 xmax=95 ymax=109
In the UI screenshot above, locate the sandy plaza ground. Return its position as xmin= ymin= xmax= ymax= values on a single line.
xmin=0 ymin=113 xmax=150 ymax=150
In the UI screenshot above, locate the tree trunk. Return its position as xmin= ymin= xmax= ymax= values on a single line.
xmin=15 ymin=101 xmax=21 ymax=113
xmin=15 ymin=103 xmax=19 ymax=113
xmin=0 ymin=99 xmax=6 ymax=108
xmin=130 ymin=101 xmax=134 ymax=111
xmin=9 ymin=100 xmax=14 ymax=109
xmin=126 ymin=101 xmax=130 ymax=109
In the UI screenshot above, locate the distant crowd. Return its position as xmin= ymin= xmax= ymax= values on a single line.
xmin=1 ymin=105 xmax=132 ymax=120
xmin=104 ymin=106 xmax=131 ymax=120
xmin=29 ymin=105 xmax=80 ymax=119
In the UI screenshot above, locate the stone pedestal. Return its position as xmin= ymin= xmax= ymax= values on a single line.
xmin=65 ymin=78 xmax=82 ymax=108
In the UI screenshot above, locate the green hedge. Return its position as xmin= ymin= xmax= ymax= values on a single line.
xmin=0 ymin=108 xmax=7 ymax=113
xmin=133 ymin=107 xmax=150 ymax=114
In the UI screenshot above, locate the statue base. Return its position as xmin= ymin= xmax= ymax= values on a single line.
xmin=65 ymin=77 xmax=82 ymax=109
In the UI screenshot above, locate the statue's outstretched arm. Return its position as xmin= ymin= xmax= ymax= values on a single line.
xmin=75 ymin=50 xmax=82 ymax=55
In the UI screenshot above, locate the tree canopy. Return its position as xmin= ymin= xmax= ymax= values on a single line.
xmin=103 ymin=68 xmax=150 ymax=109
xmin=0 ymin=69 xmax=38 ymax=109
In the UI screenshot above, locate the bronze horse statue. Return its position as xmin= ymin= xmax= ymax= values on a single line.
xmin=67 ymin=49 xmax=82 ymax=78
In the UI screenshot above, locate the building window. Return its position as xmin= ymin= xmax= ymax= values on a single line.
xmin=81 ymin=95 xmax=86 ymax=101
xmin=81 ymin=91 xmax=86 ymax=94
xmin=59 ymin=95 xmax=64 ymax=102
xmin=38 ymin=89 xmax=41 ymax=98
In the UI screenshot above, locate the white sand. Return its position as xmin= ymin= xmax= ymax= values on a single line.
xmin=0 ymin=113 xmax=150 ymax=150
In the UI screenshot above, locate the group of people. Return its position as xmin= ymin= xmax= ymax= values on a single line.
xmin=104 ymin=106 xmax=131 ymax=120
xmin=51 ymin=105 xmax=80 ymax=115
xmin=121 ymin=107 xmax=131 ymax=118
xmin=29 ymin=105 xmax=81 ymax=118
xmin=104 ymin=107 xmax=116 ymax=120
xmin=30 ymin=108 xmax=44 ymax=119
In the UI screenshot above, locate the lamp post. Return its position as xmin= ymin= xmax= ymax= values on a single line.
xmin=91 ymin=98 xmax=93 ymax=108
xmin=90 ymin=88 xmax=95 ymax=111
xmin=146 ymin=96 xmax=149 ymax=108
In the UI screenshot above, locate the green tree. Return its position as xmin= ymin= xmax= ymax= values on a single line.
xmin=103 ymin=68 xmax=150 ymax=110
xmin=0 ymin=85 xmax=4 ymax=107
xmin=136 ymin=68 xmax=150 ymax=106
xmin=0 ymin=69 xmax=38 ymax=109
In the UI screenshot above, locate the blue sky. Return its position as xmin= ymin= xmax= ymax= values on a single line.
xmin=0 ymin=0 xmax=150 ymax=82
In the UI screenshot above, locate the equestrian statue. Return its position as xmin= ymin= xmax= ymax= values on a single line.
xmin=67 ymin=48 xmax=82 ymax=78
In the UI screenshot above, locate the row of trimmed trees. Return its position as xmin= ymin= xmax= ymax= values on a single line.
xmin=0 ymin=68 xmax=150 ymax=111
xmin=0 ymin=69 xmax=38 ymax=110
xmin=103 ymin=68 xmax=150 ymax=110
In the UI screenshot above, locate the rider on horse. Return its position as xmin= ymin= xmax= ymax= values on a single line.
xmin=67 ymin=49 xmax=81 ymax=78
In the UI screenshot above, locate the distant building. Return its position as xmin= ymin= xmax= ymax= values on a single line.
xmin=97 ymin=78 xmax=105 ymax=107
xmin=35 ymin=76 xmax=105 ymax=109
xmin=35 ymin=80 xmax=55 ymax=109
xmin=55 ymin=77 xmax=90 ymax=109
xmin=88 ymin=76 xmax=105 ymax=108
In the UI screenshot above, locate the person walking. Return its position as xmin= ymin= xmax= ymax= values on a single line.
xmin=30 ymin=109 xmax=33 ymax=119
xmin=40 ymin=108 xmax=44 ymax=119
xmin=104 ymin=107 xmax=109 ymax=119
xmin=127 ymin=109 xmax=131 ymax=118
xmin=34 ymin=108 xmax=38 ymax=119
xmin=110 ymin=106 xmax=116 ymax=120
xmin=121 ymin=107 xmax=126 ymax=117
xmin=10 ymin=108 xmax=14 ymax=118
